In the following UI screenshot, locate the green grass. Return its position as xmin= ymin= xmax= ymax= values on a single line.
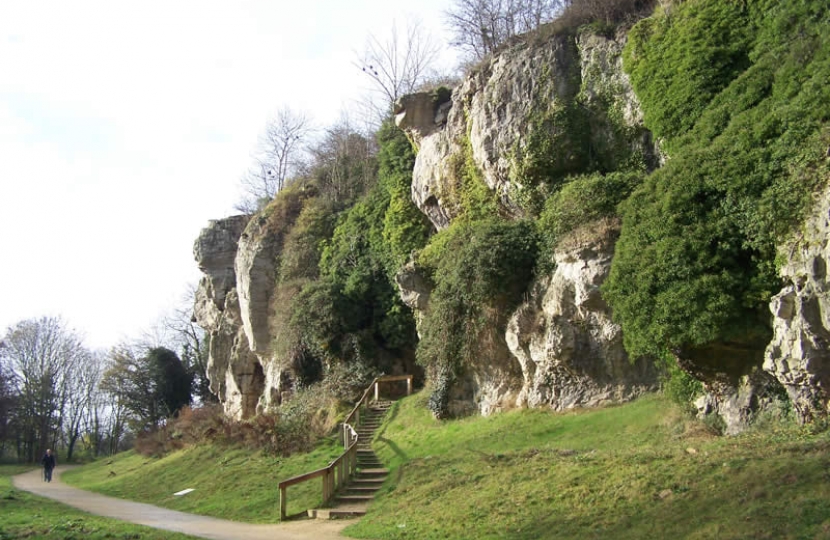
xmin=344 ymin=393 xmax=830 ymax=539
xmin=56 ymin=394 xmax=830 ymax=538
xmin=0 ymin=465 xmax=196 ymax=540
xmin=62 ymin=436 xmax=344 ymax=522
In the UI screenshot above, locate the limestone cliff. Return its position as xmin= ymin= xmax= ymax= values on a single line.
xmin=193 ymin=216 xmax=266 ymax=419
xmin=395 ymin=29 xmax=660 ymax=416
xmin=397 ymin=31 xmax=658 ymax=230
xmin=193 ymin=213 xmax=293 ymax=419
xmin=193 ymin=15 xmax=826 ymax=432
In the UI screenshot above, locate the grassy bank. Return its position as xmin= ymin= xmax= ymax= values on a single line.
xmin=60 ymin=394 xmax=830 ymax=538
xmin=62 ymin=436 xmax=343 ymax=522
xmin=345 ymin=393 xmax=830 ymax=540
xmin=0 ymin=465 xmax=196 ymax=540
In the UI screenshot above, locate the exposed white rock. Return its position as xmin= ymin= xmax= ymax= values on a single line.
xmin=506 ymin=224 xmax=656 ymax=410
xmin=764 ymin=187 xmax=830 ymax=422
xmin=235 ymin=216 xmax=281 ymax=356
xmin=694 ymin=368 xmax=783 ymax=435
xmin=193 ymin=216 xmax=268 ymax=419
xmin=193 ymin=215 xmax=250 ymax=316
xmin=395 ymin=262 xmax=432 ymax=314
xmin=403 ymin=31 xmax=659 ymax=229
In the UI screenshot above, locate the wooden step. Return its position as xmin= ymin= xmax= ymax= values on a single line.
xmin=344 ymin=485 xmax=382 ymax=493
xmin=357 ymin=468 xmax=389 ymax=476
xmin=336 ymin=494 xmax=375 ymax=503
xmin=308 ymin=507 xmax=366 ymax=519
xmin=351 ymin=479 xmax=385 ymax=487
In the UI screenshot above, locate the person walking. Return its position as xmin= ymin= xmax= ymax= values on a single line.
xmin=41 ymin=449 xmax=56 ymax=482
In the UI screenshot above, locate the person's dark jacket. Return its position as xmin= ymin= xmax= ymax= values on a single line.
xmin=41 ymin=453 xmax=56 ymax=470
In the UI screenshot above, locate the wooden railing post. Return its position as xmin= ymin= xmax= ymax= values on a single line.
xmin=406 ymin=375 xmax=412 ymax=396
xmin=374 ymin=381 xmax=379 ymax=402
xmin=280 ymin=485 xmax=287 ymax=521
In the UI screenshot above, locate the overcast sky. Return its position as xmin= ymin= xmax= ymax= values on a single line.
xmin=0 ymin=0 xmax=456 ymax=350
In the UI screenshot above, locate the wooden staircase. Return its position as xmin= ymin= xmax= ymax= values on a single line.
xmin=307 ymin=400 xmax=391 ymax=519
xmin=278 ymin=375 xmax=412 ymax=522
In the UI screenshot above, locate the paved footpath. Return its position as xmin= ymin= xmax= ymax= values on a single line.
xmin=14 ymin=467 xmax=350 ymax=540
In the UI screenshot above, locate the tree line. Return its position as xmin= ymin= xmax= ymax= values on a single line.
xmin=0 ymin=314 xmax=208 ymax=463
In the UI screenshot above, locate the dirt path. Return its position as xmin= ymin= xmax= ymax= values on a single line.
xmin=13 ymin=467 xmax=351 ymax=540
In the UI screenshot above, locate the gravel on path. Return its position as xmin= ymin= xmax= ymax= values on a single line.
xmin=13 ymin=467 xmax=351 ymax=540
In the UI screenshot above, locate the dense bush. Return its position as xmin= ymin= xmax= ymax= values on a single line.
xmin=416 ymin=220 xmax=539 ymax=405
xmin=605 ymin=0 xmax=830 ymax=358
xmin=537 ymin=170 xmax=643 ymax=252
xmin=279 ymin=121 xmax=425 ymax=375
xmin=623 ymin=0 xmax=755 ymax=144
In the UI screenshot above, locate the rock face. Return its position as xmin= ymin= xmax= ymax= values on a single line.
xmin=235 ymin=216 xmax=281 ymax=356
xmin=671 ymin=337 xmax=782 ymax=434
xmin=193 ymin=215 xmax=290 ymax=419
xmin=694 ymin=368 xmax=784 ymax=435
xmin=764 ymin=187 xmax=830 ymax=423
xmin=506 ymin=224 xmax=657 ymax=411
xmin=400 ymin=30 xmax=658 ymax=230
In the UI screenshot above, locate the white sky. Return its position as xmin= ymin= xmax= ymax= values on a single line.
xmin=0 ymin=0 xmax=456 ymax=350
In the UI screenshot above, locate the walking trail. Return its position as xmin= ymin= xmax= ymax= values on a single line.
xmin=13 ymin=467 xmax=351 ymax=540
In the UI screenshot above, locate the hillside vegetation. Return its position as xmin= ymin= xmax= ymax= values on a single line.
xmin=62 ymin=437 xmax=344 ymax=522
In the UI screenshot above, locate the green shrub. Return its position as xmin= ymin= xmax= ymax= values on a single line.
xmin=510 ymin=100 xmax=592 ymax=214
xmin=537 ymin=170 xmax=643 ymax=252
xmin=657 ymin=351 xmax=703 ymax=412
xmin=417 ymin=220 xmax=539 ymax=417
xmin=606 ymin=0 xmax=830 ymax=359
xmin=441 ymin=136 xmax=502 ymax=221
xmin=623 ymin=0 xmax=755 ymax=144
xmin=278 ymin=196 xmax=337 ymax=282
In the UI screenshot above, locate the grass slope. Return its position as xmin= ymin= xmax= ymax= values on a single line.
xmin=0 ymin=465 xmax=196 ymax=540
xmin=345 ymin=393 xmax=830 ymax=540
xmin=62 ymin=437 xmax=343 ymax=522
xmin=59 ymin=395 xmax=830 ymax=538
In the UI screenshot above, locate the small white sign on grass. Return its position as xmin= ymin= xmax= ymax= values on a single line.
xmin=173 ymin=488 xmax=195 ymax=496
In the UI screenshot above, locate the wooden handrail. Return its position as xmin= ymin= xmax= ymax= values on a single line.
xmin=277 ymin=374 xmax=413 ymax=520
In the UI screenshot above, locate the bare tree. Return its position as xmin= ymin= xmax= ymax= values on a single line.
xmin=237 ymin=107 xmax=314 ymax=213
xmin=78 ymin=350 xmax=115 ymax=457
xmin=355 ymin=19 xmax=443 ymax=125
xmin=445 ymin=0 xmax=563 ymax=60
xmin=308 ymin=116 xmax=377 ymax=204
xmin=61 ymin=347 xmax=98 ymax=461
xmin=92 ymin=350 xmax=131 ymax=455
xmin=0 ymin=317 xmax=88 ymax=462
